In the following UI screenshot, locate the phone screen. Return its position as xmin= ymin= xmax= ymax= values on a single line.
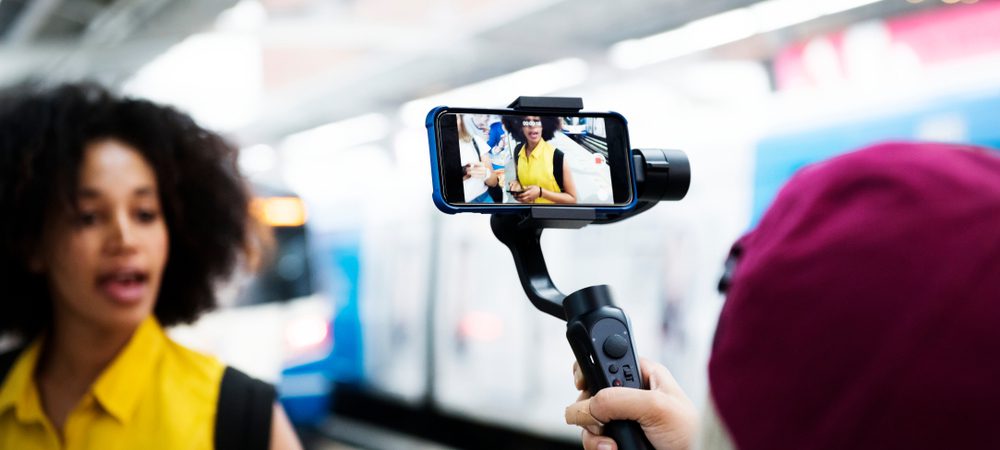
xmin=436 ymin=111 xmax=632 ymax=206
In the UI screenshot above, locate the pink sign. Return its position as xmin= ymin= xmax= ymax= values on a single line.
xmin=775 ymin=2 xmax=1000 ymax=90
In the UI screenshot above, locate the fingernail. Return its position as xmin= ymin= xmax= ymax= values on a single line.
xmin=586 ymin=425 xmax=602 ymax=436
xmin=597 ymin=441 xmax=614 ymax=450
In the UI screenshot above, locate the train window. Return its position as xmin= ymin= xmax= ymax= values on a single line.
xmin=237 ymin=194 xmax=316 ymax=306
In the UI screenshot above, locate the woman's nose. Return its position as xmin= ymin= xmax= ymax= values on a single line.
xmin=107 ymin=210 xmax=137 ymax=253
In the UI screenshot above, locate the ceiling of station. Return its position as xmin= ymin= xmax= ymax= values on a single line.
xmin=0 ymin=0 xmax=940 ymax=143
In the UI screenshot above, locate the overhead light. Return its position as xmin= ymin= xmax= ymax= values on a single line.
xmin=124 ymin=32 xmax=262 ymax=131
xmin=610 ymin=9 xmax=756 ymax=70
xmin=820 ymin=0 xmax=884 ymax=14
xmin=281 ymin=112 xmax=390 ymax=152
xmin=750 ymin=0 xmax=824 ymax=32
xmin=609 ymin=0 xmax=885 ymax=70
xmin=239 ymin=144 xmax=277 ymax=174
xmin=400 ymin=58 xmax=589 ymax=128
xmin=215 ymin=0 xmax=268 ymax=32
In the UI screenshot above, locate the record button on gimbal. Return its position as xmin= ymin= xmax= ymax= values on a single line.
xmin=602 ymin=334 xmax=629 ymax=359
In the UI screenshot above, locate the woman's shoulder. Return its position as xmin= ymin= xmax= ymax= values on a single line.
xmin=160 ymin=336 xmax=227 ymax=387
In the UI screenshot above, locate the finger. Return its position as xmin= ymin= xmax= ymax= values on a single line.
xmin=582 ymin=428 xmax=617 ymax=450
xmin=564 ymin=398 xmax=604 ymax=429
xmin=639 ymin=357 xmax=684 ymax=395
xmin=574 ymin=362 xmax=587 ymax=391
xmin=588 ymin=386 xmax=662 ymax=427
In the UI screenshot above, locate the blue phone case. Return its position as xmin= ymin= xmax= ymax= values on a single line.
xmin=426 ymin=106 xmax=639 ymax=216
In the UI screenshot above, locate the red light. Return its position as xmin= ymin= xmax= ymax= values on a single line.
xmin=457 ymin=311 xmax=504 ymax=342
xmin=285 ymin=316 xmax=329 ymax=352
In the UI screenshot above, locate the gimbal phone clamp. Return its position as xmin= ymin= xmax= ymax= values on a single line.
xmin=491 ymin=96 xmax=690 ymax=450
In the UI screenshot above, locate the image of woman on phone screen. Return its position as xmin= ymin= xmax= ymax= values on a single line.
xmin=509 ymin=115 xmax=577 ymax=204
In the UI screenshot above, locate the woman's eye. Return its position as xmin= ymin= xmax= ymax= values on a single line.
xmin=137 ymin=210 xmax=159 ymax=223
xmin=77 ymin=212 xmax=98 ymax=226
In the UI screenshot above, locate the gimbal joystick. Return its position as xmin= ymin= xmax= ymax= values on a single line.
xmin=491 ymin=97 xmax=691 ymax=450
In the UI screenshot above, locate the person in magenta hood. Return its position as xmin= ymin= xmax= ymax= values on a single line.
xmin=566 ymin=142 xmax=1000 ymax=450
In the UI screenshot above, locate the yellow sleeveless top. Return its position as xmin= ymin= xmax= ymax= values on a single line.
xmin=0 ymin=316 xmax=225 ymax=450
xmin=516 ymin=139 xmax=562 ymax=204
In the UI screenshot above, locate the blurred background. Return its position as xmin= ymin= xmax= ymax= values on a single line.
xmin=2 ymin=0 xmax=998 ymax=448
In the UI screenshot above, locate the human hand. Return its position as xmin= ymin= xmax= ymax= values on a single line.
xmin=565 ymin=358 xmax=698 ymax=450
xmin=462 ymin=164 xmax=472 ymax=180
xmin=468 ymin=162 xmax=487 ymax=179
xmin=516 ymin=185 xmax=541 ymax=203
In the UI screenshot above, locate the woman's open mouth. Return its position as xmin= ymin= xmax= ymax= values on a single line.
xmin=97 ymin=270 xmax=150 ymax=305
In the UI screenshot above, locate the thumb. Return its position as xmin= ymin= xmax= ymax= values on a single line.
xmin=565 ymin=398 xmax=605 ymax=436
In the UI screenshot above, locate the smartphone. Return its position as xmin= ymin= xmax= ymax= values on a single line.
xmin=427 ymin=106 xmax=636 ymax=214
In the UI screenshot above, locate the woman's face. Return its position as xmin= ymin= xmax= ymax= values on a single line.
xmin=36 ymin=139 xmax=168 ymax=332
xmin=522 ymin=116 xmax=543 ymax=147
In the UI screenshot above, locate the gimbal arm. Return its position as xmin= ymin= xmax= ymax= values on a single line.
xmin=486 ymin=97 xmax=689 ymax=450
xmin=490 ymin=209 xmax=594 ymax=321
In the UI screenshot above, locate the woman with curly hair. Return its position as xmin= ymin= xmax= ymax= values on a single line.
xmin=0 ymin=82 xmax=300 ymax=449
xmin=509 ymin=115 xmax=577 ymax=204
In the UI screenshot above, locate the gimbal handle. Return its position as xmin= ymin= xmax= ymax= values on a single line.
xmin=490 ymin=215 xmax=654 ymax=450
xmin=490 ymin=215 xmax=653 ymax=450
xmin=488 ymin=96 xmax=687 ymax=450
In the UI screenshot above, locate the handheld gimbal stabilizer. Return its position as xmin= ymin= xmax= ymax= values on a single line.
xmin=491 ymin=97 xmax=690 ymax=450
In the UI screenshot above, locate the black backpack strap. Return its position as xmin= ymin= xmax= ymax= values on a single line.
xmin=471 ymin=138 xmax=482 ymax=160
xmin=553 ymin=149 xmax=565 ymax=192
xmin=0 ymin=347 xmax=24 ymax=384
xmin=215 ymin=366 xmax=276 ymax=450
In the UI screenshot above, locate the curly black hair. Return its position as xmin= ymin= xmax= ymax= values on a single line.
xmin=0 ymin=81 xmax=251 ymax=339
xmin=503 ymin=115 xmax=561 ymax=144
